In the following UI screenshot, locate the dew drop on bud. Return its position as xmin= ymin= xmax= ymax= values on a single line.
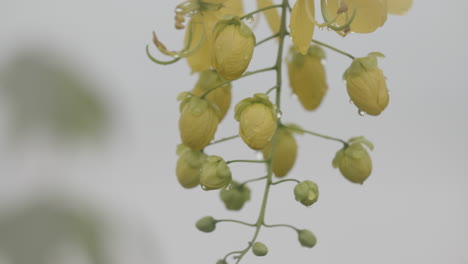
xmin=173 ymin=54 xmax=180 ymax=58
xmin=245 ymin=15 xmax=254 ymax=24
xmin=276 ymin=110 xmax=283 ymax=119
xmin=349 ymin=99 xmax=353 ymax=104
xmin=321 ymin=59 xmax=327 ymax=65
xmin=358 ymin=109 xmax=366 ymax=116
xmin=256 ymin=152 xmax=263 ymax=160
xmin=290 ymin=93 xmax=298 ymax=100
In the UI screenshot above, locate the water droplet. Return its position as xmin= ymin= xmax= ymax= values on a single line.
xmin=173 ymin=54 xmax=180 ymax=58
xmin=225 ymin=183 xmax=232 ymax=190
xmin=276 ymin=110 xmax=283 ymax=119
xmin=326 ymin=27 xmax=332 ymax=31
xmin=245 ymin=15 xmax=254 ymax=24
xmin=256 ymin=152 xmax=263 ymax=160
xmin=288 ymin=36 xmax=293 ymax=40
xmin=321 ymin=59 xmax=327 ymax=65
xmin=201 ymin=185 xmax=208 ymax=191
xmin=349 ymin=99 xmax=353 ymax=104
xmin=343 ymin=80 xmax=347 ymax=85
xmin=290 ymin=93 xmax=298 ymax=100
xmin=358 ymin=109 xmax=366 ymax=116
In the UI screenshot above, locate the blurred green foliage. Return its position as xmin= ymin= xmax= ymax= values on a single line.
xmin=0 ymin=50 xmax=109 ymax=143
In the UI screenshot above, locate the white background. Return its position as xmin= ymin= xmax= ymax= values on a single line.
xmin=1 ymin=0 xmax=467 ymax=264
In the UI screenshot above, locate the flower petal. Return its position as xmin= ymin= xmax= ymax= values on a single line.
xmin=289 ymin=0 xmax=315 ymax=55
xmin=387 ymin=0 xmax=412 ymax=15
xmin=257 ymin=0 xmax=281 ymax=34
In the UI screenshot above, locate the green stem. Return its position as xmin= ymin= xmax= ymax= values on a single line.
xmin=266 ymin=85 xmax=278 ymax=95
xmin=200 ymin=67 xmax=274 ymax=99
xmin=232 ymin=1 xmax=289 ymax=263
xmin=271 ymin=178 xmax=301 ymax=185
xmin=312 ymin=39 xmax=355 ymax=60
xmin=239 ymin=4 xmax=283 ymax=20
xmin=146 ymin=45 xmax=181 ymax=65
xmin=207 ymin=135 xmax=239 ymax=146
xmin=226 ymin=160 xmax=267 ymax=165
xmin=255 ymin=33 xmax=280 ymax=47
xmin=240 ymin=176 xmax=268 ymax=186
xmin=263 ymin=223 xmax=300 ymax=232
xmin=216 ymin=219 xmax=256 ymax=227
xmin=299 ymin=127 xmax=348 ymax=146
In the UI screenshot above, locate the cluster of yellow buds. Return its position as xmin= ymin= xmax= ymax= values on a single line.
xmin=148 ymin=0 xmax=412 ymax=263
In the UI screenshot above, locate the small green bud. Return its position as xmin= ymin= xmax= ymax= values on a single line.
xmin=196 ymin=216 xmax=216 ymax=233
xmin=332 ymin=142 xmax=372 ymax=184
xmin=216 ymin=260 xmax=227 ymax=264
xmin=220 ymin=181 xmax=251 ymax=210
xmin=298 ymin=229 xmax=317 ymax=248
xmin=294 ymin=180 xmax=319 ymax=206
xmin=200 ymin=156 xmax=232 ymax=190
xmin=252 ymin=242 xmax=268 ymax=256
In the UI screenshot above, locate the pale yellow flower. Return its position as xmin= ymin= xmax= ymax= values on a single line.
xmin=235 ymin=93 xmax=277 ymax=150
xmin=387 ymin=0 xmax=413 ymax=15
xmin=343 ymin=52 xmax=389 ymax=116
xmin=257 ymin=0 xmax=281 ymax=35
xmin=289 ymin=0 xmax=315 ymax=55
xmin=325 ymin=0 xmax=387 ymax=33
xmin=212 ymin=16 xmax=256 ymax=80
xmin=192 ymin=70 xmax=232 ymax=121
xmin=262 ymin=126 xmax=297 ymax=177
xmin=287 ymin=45 xmax=328 ymax=111
xmin=176 ymin=144 xmax=207 ymax=188
xmin=333 ymin=142 xmax=372 ymax=184
xmin=178 ymin=92 xmax=220 ymax=150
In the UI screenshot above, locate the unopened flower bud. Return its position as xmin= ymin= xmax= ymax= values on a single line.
xmin=344 ymin=52 xmax=389 ymax=116
xmin=192 ymin=70 xmax=232 ymax=121
xmin=216 ymin=260 xmax=227 ymax=264
xmin=294 ymin=180 xmax=319 ymax=206
xmin=212 ymin=16 xmax=255 ymax=80
xmin=196 ymin=216 xmax=217 ymax=233
xmin=287 ymin=45 xmax=328 ymax=111
xmin=200 ymin=155 xmax=232 ymax=190
xmin=178 ymin=92 xmax=220 ymax=150
xmin=234 ymin=93 xmax=277 ymax=150
xmin=220 ymin=181 xmax=251 ymax=210
xmin=175 ymin=144 xmax=207 ymax=188
xmin=252 ymin=242 xmax=268 ymax=256
xmin=298 ymin=229 xmax=317 ymax=248
xmin=333 ymin=138 xmax=373 ymax=184
xmin=262 ymin=126 xmax=298 ymax=177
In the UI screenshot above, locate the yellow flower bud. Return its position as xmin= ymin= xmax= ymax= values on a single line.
xmin=184 ymin=1 xmax=244 ymax=72
xmin=344 ymin=52 xmax=389 ymax=116
xmin=325 ymin=0 xmax=387 ymax=33
xmin=235 ymin=93 xmax=277 ymax=150
xmin=333 ymin=140 xmax=373 ymax=184
xmin=192 ymin=70 xmax=232 ymax=121
xmin=287 ymin=45 xmax=328 ymax=111
xmin=176 ymin=144 xmax=207 ymax=188
xmin=220 ymin=181 xmax=251 ymax=210
xmin=289 ymin=0 xmax=315 ymax=55
xmin=252 ymin=242 xmax=268 ymax=256
xmin=200 ymin=155 xmax=232 ymax=190
xmin=196 ymin=216 xmax=217 ymax=232
xmin=212 ymin=16 xmax=256 ymax=80
xmin=178 ymin=92 xmax=220 ymax=150
xmin=294 ymin=180 xmax=319 ymax=206
xmin=262 ymin=126 xmax=297 ymax=177
xmin=298 ymin=229 xmax=317 ymax=248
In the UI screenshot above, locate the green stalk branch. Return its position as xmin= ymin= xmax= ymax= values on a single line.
xmin=240 ymin=4 xmax=283 ymax=20
xmin=255 ymin=33 xmax=280 ymax=47
xmin=216 ymin=219 xmax=256 ymax=227
xmin=263 ymin=223 xmax=300 ymax=232
xmin=201 ymin=67 xmax=275 ymax=99
xmin=207 ymin=135 xmax=239 ymax=146
xmin=271 ymin=178 xmax=301 ymax=185
xmin=240 ymin=176 xmax=268 ymax=186
xmin=296 ymin=127 xmax=348 ymax=146
xmin=312 ymin=39 xmax=355 ymax=60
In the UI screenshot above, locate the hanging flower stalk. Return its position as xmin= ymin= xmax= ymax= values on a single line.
xmin=148 ymin=0 xmax=412 ymax=263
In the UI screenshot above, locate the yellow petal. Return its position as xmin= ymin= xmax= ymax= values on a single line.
xmin=185 ymin=14 xmax=213 ymax=72
xmin=387 ymin=0 xmax=412 ymax=15
xmin=257 ymin=0 xmax=281 ymax=34
xmin=289 ymin=0 xmax=315 ymax=55
xmin=326 ymin=0 xmax=387 ymax=33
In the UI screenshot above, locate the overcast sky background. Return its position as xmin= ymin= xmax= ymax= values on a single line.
xmin=1 ymin=0 xmax=467 ymax=264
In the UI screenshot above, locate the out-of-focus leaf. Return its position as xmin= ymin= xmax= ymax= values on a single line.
xmin=0 ymin=50 xmax=109 ymax=143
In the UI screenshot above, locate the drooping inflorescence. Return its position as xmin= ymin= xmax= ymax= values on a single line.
xmin=148 ymin=0 xmax=412 ymax=263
